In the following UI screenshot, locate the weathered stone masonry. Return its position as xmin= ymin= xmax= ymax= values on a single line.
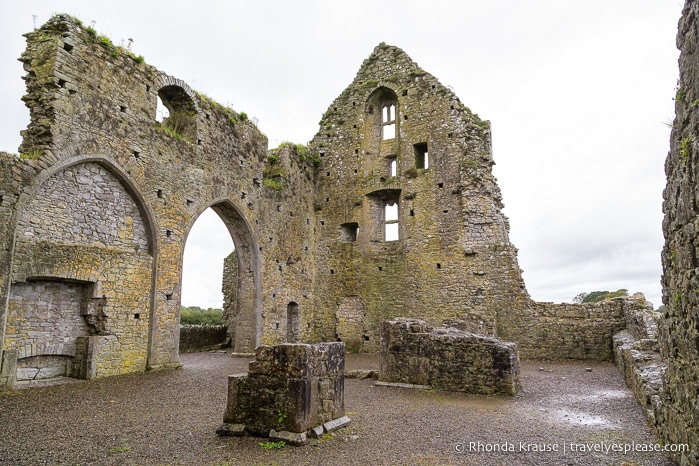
xmin=0 ymin=15 xmax=316 ymax=386
xmin=0 ymin=15 xmax=655 ymax=389
xmin=656 ymin=0 xmax=699 ymax=462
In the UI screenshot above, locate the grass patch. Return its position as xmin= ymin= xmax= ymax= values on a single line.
xmin=262 ymin=178 xmax=284 ymax=191
xmin=19 ymin=150 xmax=43 ymax=160
xmin=259 ymin=440 xmax=285 ymax=450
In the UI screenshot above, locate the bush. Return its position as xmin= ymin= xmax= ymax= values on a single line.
xmin=180 ymin=306 xmax=223 ymax=325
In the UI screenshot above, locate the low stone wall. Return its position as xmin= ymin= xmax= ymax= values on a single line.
xmin=218 ymin=342 xmax=350 ymax=445
xmin=497 ymin=297 xmax=643 ymax=360
xmin=179 ymin=325 xmax=228 ymax=353
xmin=613 ymin=298 xmax=666 ymax=437
xmin=379 ymin=318 xmax=521 ymax=396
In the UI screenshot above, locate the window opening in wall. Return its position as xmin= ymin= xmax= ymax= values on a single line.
xmin=156 ymin=85 xmax=197 ymax=142
xmin=389 ymin=158 xmax=397 ymax=177
xmin=414 ymin=142 xmax=429 ymax=169
xmin=340 ymin=222 xmax=359 ymax=242
xmin=381 ymin=103 xmax=396 ymax=140
xmin=384 ymin=201 xmax=399 ymax=241
xmin=156 ymin=95 xmax=170 ymax=122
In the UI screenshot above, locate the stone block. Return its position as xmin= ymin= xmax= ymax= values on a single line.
xmin=269 ymin=429 xmax=307 ymax=446
xmin=220 ymin=342 xmax=348 ymax=441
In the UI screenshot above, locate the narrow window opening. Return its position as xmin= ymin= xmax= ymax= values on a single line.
xmin=381 ymin=103 xmax=396 ymax=140
xmin=286 ymin=302 xmax=300 ymax=343
xmin=389 ymin=159 xmax=397 ymax=177
xmin=384 ymin=201 xmax=399 ymax=241
xmin=330 ymin=269 xmax=335 ymax=274
xmin=414 ymin=142 xmax=429 ymax=169
xmin=166 ymin=293 xmax=173 ymax=301
xmin=157 ymin=189 xmax=163 ymax=198
xmin=320 ymin=152 xmax=325 ymax=157
xmin=437 ymin=183 xmax=444 ymax=189
xmin=410 ymin=209 xmax=415 ymax=217
xmin=378 ymin=266 xmax=383 ymax=271
xmin=134 ymin=313 xmax=140 ymax=319
xmin=402 ymin=89 xmax=408 ymax=96
xmin=58 ymin=79 xmax=67 ymax=88
xmin=120 ymin=105 xmax=128 ymax=113
xmin=133 ymin=150 xmax=141 ymax=159
xmin=437 ymin=263 xmax=442 ymax=269
xmin=166 ymin=229 xmax=173 ymax=238
xmin=63 ymin=42 xmax=74 ymax=52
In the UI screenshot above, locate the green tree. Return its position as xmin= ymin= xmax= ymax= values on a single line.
xmin=180 ymin=306 xmax=223 ymax=325
xmin=572 ymin=289 xmax=628 ymax=304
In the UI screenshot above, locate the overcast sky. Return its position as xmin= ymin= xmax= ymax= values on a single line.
xmin=0 ymin=1 xmax=684 ymax=309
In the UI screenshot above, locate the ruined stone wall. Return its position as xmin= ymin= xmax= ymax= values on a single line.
xmin=658 ymin=0 xmax=699 ymax=462
xmin=308 ymin=44 xmax=531 ymax=351
xmin=498 ymin=298 xmax=632 ymax=360
xmin=0 ymin=15 xmax=315 ymax=386
xmin=378 ymin=318 xmax=521 ymax=395
xmin=221 ymin=251 xmax=237 ymax=343
xmin=179 ymin=325 xmax=227 ymax=353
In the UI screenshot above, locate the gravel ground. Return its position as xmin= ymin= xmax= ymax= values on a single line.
xmin=0 ymin=352 xmax=675 ymax=466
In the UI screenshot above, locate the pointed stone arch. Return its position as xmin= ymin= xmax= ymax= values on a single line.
xmin=184 ymin=200 xmax=261 ymax=354
xmin=4 ymin=156 xmax=158 ymax=382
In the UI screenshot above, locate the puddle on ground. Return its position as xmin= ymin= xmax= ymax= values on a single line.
xmin=565 ymin=389 xmax=631 ymax=403
xmin=550 ymin=408 xmax=619 ymax=428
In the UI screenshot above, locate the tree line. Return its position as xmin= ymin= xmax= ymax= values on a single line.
xmin=180 ymin=306 xmax=223 ymax=325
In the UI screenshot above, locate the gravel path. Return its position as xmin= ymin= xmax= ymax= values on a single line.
xmin=0 ymin=352 xmax=675 ymax=465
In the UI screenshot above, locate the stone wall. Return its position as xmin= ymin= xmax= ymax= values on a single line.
xmin=179 ymin=325 xmax=228 ymax=353
xmin=308 ymin=43 xmax=531 ymax=352
xmin=0 ymin=15 xmax=315 ymax=387
xmin=220 ymin=342 xmax=349 ymax=445
xmin=497 ymin=297 xmax=635 ymax=360
xmin=379 ymin=318 xmax=521 ymax=396
xmin=657 ymin=0 xmax=699 ymax=462
xmin=0 ymin=14 xmax=655 ymax=391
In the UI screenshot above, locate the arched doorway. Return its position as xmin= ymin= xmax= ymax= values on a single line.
xmin=182 ymin=201 xmax=260 ymax=353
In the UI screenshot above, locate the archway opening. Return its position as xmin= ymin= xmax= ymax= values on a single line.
xmin=181 ymin=208 xmax=234 ymax=337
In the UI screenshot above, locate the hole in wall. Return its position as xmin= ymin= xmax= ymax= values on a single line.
xmin=340 ymin=222 xmax=359 ymax=242
xmin=157 ymin=189 xmax=163 ymax=198
xmin=120 ymin=105 xmax=128 ymax=113
xmin=58 ymin=79 xmax=67 ymax=88
xmin=63 ymin=42 xmax=74 ymax=52
xmin=166 ymin=293 xmax=173 ymax=301
xmin=166 ymin=229 xmax=172 ymax=238
xmin=133 ymin=150 xmax=140 ymax=159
